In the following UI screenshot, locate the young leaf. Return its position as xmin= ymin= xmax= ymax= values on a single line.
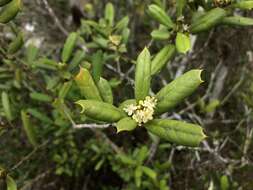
xmin=155 ymin=70 xmax=203 ymax=115
xmin=76 ymin=100 xmax=125 ymax=122
xmin=61 ymin=32 xmax=78 ymax=63
xmin=176 ymin=32 xmax=191 ymax=54
xmin=104 ymin=2 xmax=115 ymax=26
xmin=151 ymin=44 xmax=176 ymax=75
xmin=135 ymin=47 xmax=151 ymax=102
xmin=6 ymin=175 xmax=17 ymax=190
xmin=21 ymin=110 xmax=38 ymax=147
xmin=97 ymin=77 xmax=113 ymax=104
xmin=115 ymin=16 xmax=129 ymax=32
xmin=145 ymin=119 xmax=206 ymax=147
xmin=116 ymin=117 xmax=137 ymax=133
xmin=74 ymin=67 xmax=102 ymax=101
xmin=148 ymin=4 xmax=175 ymax=29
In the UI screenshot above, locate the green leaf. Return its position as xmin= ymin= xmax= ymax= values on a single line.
xmin=0 ymin=0 xmax=12 ymax=6
xmin=176 ymin=0 xmax=186 ymax=17
xmin=68 ymin=50 xmax=86 ymax=71
xmin=205 ymin=99 xmax=220 ymax=113
xmin=0 ymin=0 xmax=22 ymax=24
xmin=176 ymin=32 xmax=191 ymax=54
xmin=1 ymin=91 xmax=13 ymax=121
xmin=74 ymin=67 xmax=102 ymax=101
xmin=135 ymin=166 xmax=143 ymax=187
xmin=58 ymin=81 xmax=73 ymax=99
xmin=232 ymin=1 xmax=253 ymax=10
xmin=116 ymin=117 xmax=137 ymax=133
xmin=148 ymin=4 xmax=175 ymax=29
xmin=115 ymin=16 xmax=129 ymax=32
xmin=135 ymin=47 xmax=151 ymax=102
xmin=27 ymin=108 xmax=53 ymax=124
xmin=141 ymin=166 xmax=157 ymax=181
xmin=104 ymin=2 xmax=115 ymax=26
xmin=145 ymin=119 xmax=206 ymax=147
xmin=190 ymin=8 xmax=227 ymax=34
xmin=116 ymin=154 xmax=137 ymax=165
xmin=76 ymin=100 xmax=125 ymax=122
xmin=91 ymin=50 xmax=104 ymax=84
xmin=151 ymin=44 xmax=175 ymax=75
xmin=220 ymin=175 xmax=230 ymax=190
xmin=7 ymin=32 xmax=23 ymax=54
xmin=26 ymin=44 xmax=39 ymax=65
xmin=21 ymin=110 xmax=38 ymax=147
xmin=61 ymin=32 xmax=78 ymax=63
xmin=30 ymin=92 xmax=52 ymax=102
xmin=155 ymin=70 xmax=203 ymax=115
xmin=97 ymin=77 xmax=113 ymax=104
xmin=6 ymin=175 xmax=17 ymax=190
xmin=221 ymin=16 xmax=253 ymax=26
xmin=151 ymin=29 xmax=171 ymax=40
xmin=136 ymin=146 xmax=149 ymax=164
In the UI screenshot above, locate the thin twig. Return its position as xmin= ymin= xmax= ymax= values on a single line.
xmin=41 ymin=0 xmax=69 ymax=36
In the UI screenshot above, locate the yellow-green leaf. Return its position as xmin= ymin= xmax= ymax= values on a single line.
xmin=6 ymin=175 xmax=17 ymax=190
xmin=176 ymin=32 xmax=191 ymax=54
xmin=116 ymin=117 xmax=137 ymax=133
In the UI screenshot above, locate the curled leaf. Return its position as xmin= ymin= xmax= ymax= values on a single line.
xmin=116 ymin=117 xmax=137 ymax=133
xmin=76 ymin=100 xmax=125 ymax=122
xmin=75 ymin=67 xmax=102 ymax=101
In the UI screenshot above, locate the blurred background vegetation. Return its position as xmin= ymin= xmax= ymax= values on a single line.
xmin=1 ymin=0 xmax=253 ymax=189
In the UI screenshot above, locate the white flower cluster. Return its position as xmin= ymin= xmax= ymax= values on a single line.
xmin=124 ymin=96 xmax=157 ymax=126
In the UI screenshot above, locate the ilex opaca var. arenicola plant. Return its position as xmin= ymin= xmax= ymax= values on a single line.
xmin=75 ymin=47 xmax=206 ymax=147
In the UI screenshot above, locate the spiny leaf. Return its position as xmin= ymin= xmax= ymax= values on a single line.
xmin=145 ymin=119 xmax=206 ymax=147
xmin=155 ymin=70 xmax=203 ymax=115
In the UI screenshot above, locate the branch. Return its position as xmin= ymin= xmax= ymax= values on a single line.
xmin=41 ymin=0 xmax=69 ymax=36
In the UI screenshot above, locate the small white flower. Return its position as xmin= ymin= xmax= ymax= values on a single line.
xmin=124 ymin=96 xmax=157 ymax=126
